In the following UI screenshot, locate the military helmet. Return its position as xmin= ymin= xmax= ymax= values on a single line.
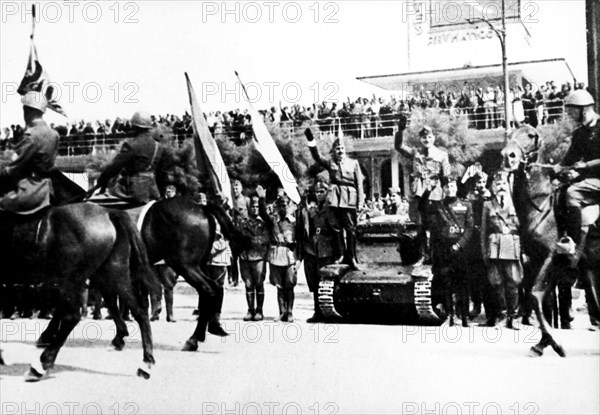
xmin=21 ymin=91 xmax=47 ymax=113
xmin=130 ymin=111 xmax=153 ymax=129
xmin=564 ymin=90 xmax=595 ymax=107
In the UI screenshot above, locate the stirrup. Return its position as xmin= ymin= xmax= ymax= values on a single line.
xmin=555 ymin=236 xmax=576 ymax=256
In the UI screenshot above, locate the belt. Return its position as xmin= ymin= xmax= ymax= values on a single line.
xmin=271 ymin=241 xmax=295 ymax=249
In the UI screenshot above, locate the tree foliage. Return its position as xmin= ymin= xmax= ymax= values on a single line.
xmin=537 ymin=117 xmax=574 ymax=164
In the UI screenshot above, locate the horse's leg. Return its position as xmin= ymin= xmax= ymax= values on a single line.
xmin=36 ymin=309 xmax=63 ymax=348
xmin=102 ymin=291 xmax=130 ymax=351
xmin=582 ymin=267 xmax=600 ymax=329
xmin=26 ymin=300 xmax=82 ymax=382
xmin=528 ymin=256 xmax=566 ymax=358
xmin=174 ymin=264 xmax=217 ymax=352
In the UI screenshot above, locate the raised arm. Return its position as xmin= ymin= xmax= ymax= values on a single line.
xmin=394 ymin=116 xmax=414 ymax=159
xmin=304 ymin=128 xmax=329 ymax=168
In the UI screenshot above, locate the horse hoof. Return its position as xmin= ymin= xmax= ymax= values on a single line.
xmin=552 ymin=344 xmax=567 ymax=358
xmin=528 ymin=346 xmax=543 ymax=357
xmin=182 ymin=339 xmax=198 ymax=352
xmin=24 ymin=362 xmax=47 ymax=382
xmin=150 ymin=315 xmax=159 ymax=322
xmin=36 ymin=341 xmax=51 ymax=349
xmin=208 ymin=325 xmax=229 ymax=337
xmin=111 ymin=339 xmax=125 ymax=351
xmin=167 ymin=318 xmax=177 ymax=323
xmin=0 ymin=351 xmax=5 ymax=366
xmin=136 ymin=362 xmax=152 ymax=380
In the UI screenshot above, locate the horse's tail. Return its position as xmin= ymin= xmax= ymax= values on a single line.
xmin=108 ymin=210 xmax=161 ymax=309
xmin=205 ymin=202 xmax=252 ymax=256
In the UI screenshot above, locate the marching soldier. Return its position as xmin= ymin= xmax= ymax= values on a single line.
xmin=296 ymin=181 xmax=344 ymax=323
xmin=97 ymin=111 xmax=166 ymax=205
xmin=422 ymin=175 xmax=474 ymax=327
xmin=304 ymin=128 xmax=364 ymax=270
xmin=237 ymin=194 xmax=270 ymax=321
xmin=257 ymin=185 xmax=300 ymax=322
xmin=481 ymin=171 xmax=523 ymax=329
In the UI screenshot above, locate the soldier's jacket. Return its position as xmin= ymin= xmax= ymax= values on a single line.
xmin=466 ymin=189 xmax=492 ymax=230
xmin=99 ymin=130 xmax=165 ymax=204
xmin=0 ymin=118 xmax=58 ymax=214
xmin=309 ymin=147 xmax=364 ymax=209
xmin=481 ymin=197 xmax=521 ymax=261
xmin=296 ymin=201 xmax=343 ymax=260
xmin=259 ymin=198 xmax=298 ymax=266
xmin=428 ymin=196 xmax=474 ymax=250
xmin=236 ymin=215 xmax=270 ymax=262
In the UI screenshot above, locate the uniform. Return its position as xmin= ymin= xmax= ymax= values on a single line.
xmin=229 ymin=191 xmax=251 ymax=287
xmin=237 ymin=210 xmax=270 ymax=321
xmin=307 ymin=141 xmax=364 ymax=269
xmin=206 ymin=224 xmax=232 ymax=334
xmin=97 ymin=130 xmax=165 ymax=205
xmin=297 ymin=198 xmax=343 ymax=320
xmin=424 ymin=191 xmax=474 ymax=325
xmin=260 ymin=197 xmax=299 ymax=322
xmin=466 ymin=187 xmax=493 ymax=318
xmin=481 ymin=197 xmax=523 ymax=324
xmin=0 ymin=118 xmax=58 ymax=215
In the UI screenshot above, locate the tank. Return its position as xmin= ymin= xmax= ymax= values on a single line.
xmin=317 ymin=215 xmax=442 ymax=325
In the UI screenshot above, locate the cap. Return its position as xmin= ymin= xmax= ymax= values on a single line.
xmin=419 ymin=125 xmax=433 ymax=136
xmin=492 ymin=170 xmax=509 ymax=183
xmin=21 ymin=91 xmax=47 ymax=113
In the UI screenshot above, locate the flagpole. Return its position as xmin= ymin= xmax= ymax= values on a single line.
xmin=31 ymin=5 xmax=36 ymax=40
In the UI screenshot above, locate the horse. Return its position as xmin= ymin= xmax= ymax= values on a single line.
xmin=0 ymin=203 xmax=160 ymax=381
xmin=138 ymin=196 xmax=250 ymax=351
xmin=501 ymin=125 xmax=600 ymax=357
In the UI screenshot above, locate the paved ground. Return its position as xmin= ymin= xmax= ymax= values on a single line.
xmin=1 ymin=280 xmax=599 ymax=415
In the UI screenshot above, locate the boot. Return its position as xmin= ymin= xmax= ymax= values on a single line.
xmin=165 ymin=288 xmax=176 ymax=322
xmin=469 ymin=304 xmax=482 ymax=320
xmin=345 ymin=231 xmax=360 ymax=271
xmin=277 ymin=289 xmax=287 ymax=322
xmin=208 ymin=286 xmax=227 ymax=334
xmin=243 ymin=291 xmax=255 ymax=321
xmin=253 ymin=291 xmax=265 ymax=321
xmin=506 ymin=316 xmax=520 ymax=330
xmin=307 ymin=292 xmax=322 ymax=323
xmin=286 ymin=289 xmax=295 ymax=323
xmin=564 ymin=206 xmax=586 ymax=268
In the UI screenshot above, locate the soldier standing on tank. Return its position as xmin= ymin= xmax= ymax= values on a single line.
xmin=304 ymin=128 xmax=364 ymax=270
xmin=96 ymin=111 xmax=166 ymax=205
xmin=296 ymin=180 xmax=344 ymax=323
xmin=421 ymin=175 xmax=474 ymax=327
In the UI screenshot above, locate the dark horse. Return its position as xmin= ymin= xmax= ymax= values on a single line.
xmin=502 ymin=125 xmax=600 ymax=357
xmin=0 ymin=203 xmax=160 ymax=380
xmin=139 ymin=196 xmax=249 ymax=351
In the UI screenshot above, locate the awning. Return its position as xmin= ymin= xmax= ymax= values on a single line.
xmin=357 ymin=58 xmax=576 ymax=92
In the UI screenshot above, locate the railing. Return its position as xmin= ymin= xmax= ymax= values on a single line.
xmin=0 ymin=100 xmax=566 ymax=156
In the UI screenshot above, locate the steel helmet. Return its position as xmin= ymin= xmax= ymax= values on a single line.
xmin=564 ymin=90 xmax=595 ymax=107
xmin=130 ymin=111 xmax=153 ymax=129
xmin=21 ymin=91 xmax=47 ymax=113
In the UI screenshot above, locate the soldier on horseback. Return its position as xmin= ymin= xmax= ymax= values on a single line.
xmin=96 ymin=111 xmax=167 ymax=205
xmin=553 ymin=90 xmax=600 ymax=267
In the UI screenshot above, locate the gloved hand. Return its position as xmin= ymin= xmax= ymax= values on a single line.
xmin=304 ymin=128 xmax=315 ymax=142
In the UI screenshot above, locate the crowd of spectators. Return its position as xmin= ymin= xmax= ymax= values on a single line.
xmin=1 ymin=80 xmax=590 ymax=153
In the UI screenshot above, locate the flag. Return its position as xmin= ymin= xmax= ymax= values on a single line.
xmin=235 ymin=71 xmax=301 ymax=204
xmin=18 ymin=5 xmax=65 ymax=115
xmin=185 ymin=73 xmax=232 ymax=204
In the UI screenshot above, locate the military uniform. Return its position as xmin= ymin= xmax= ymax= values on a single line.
xmin=229 ymin=191 xmax=251 ymax=287
xmin=424 ymin=191 xmax=474 ymax=325
xmin=237 ymin=210 xmax=270 ymax=321
xmin=97 ymin=130 xmax=165 ymax=205
xmin=481 ymin=197 xmax=523 ymax=324
xmin=0 ymin=118 xmax=58 ymax=215
xmin=297 ymin=198 xmax=343 ymax=320
xmin=466 ymin=187 xmax=493 ymax=318
xmin=260 ymin=197 xmax=299 ymax=322
xmin=307 ymin=140 xmax=364 ymax=269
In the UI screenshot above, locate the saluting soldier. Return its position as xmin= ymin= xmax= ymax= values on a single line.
xmin=422 ymin=175 xmax=474 ymax=327
xmin=296 ymin=180 xmax=344 ymax=323
xmin=304 ymin=128 xmax=364 ymax=270
xmin=237 ymin=194 xmax=270 ymax=321
xmin=97 ymin=111 xmax=166 ymax=205
xmin=481 ymin=171 xmax=523 ymax=329
xmin=257 ymin=185 xmax=300 ymax=322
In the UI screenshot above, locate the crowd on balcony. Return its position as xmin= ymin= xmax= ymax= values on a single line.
xmin=0 ymin=80 xmax=590 ymax=153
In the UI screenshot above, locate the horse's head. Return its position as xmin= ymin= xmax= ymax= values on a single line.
xmin=501 ymin=125 xmax=542 ymax=171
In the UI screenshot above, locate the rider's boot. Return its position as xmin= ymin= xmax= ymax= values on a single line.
xmin=208 ymin=287 xmax=227 ymax=335
xmin=564 ymin=206 xmax=587 ymax=268
xmin=243 ymin=291 xmax=255 ymax=321
xmin=253 ymin=290 xmax=265 ymax=321
xmin=277 ymin=289 xmax=287 ymax=322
